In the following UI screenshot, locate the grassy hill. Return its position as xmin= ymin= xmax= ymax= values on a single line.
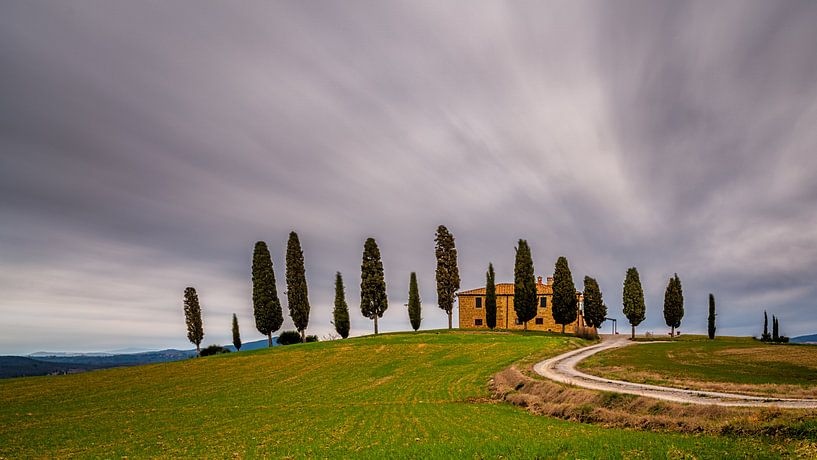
xmin=0 ymin=331 xmax=800 ymax=458
xmin=580 ymin=335 xmax=817 ymax=398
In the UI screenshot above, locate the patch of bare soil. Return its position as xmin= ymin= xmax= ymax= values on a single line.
xmin=491 ymin=365 xmax=817 ymax=439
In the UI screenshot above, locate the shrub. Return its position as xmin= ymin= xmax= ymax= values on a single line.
xmin=199 ymin=345 xmax=230 ymax=356
xmin=576 ymin=327 xmax=599 ymax=341
xmin=278 ymin=330 xmax=303 ymax=345
xmin=305 ymin=335 xmax=318 ymax=343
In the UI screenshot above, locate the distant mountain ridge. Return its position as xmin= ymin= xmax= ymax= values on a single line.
xmin=3 ymin=338 xmax=279 ymax=379
xmin=791 ymin=334 xmax=817 ymax=343
xmin=0 ymin=356 xmax=107 ymax=379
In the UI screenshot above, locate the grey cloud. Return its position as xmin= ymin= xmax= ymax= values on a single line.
xmin=1 ymin=1 xmax=816 ymax=353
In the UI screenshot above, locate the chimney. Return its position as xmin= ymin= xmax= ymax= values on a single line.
xmin=546 ymin=276 xmax=554 ymax=285
xmin=537 ymin=276 xmax=543 ymax=285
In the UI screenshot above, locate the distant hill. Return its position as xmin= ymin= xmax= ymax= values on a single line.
xmin=225 ymin=337 xmax=278 ymax=351
xmin=31 ymin=349 xmax=197 ymax=367
xmin=791 ymin=334 xmax=817 ymax=344
xmin=3 ymin=338 xmax=280 ymax=379
xmin=29 ymin=351 xmax=114 ymax=357
xmin=0 ymin=356 xmax=106 ymax=379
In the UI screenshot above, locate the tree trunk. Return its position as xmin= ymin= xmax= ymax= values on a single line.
xmin=524 ymin=321 xmax=528 ymax=331
xmin=631 ymin=325 xmax=635 ymax=339
xmin=374 ymin=316 xmax=379 ymax=335
xmin=448 ymin=311 xmax=452 ymax=330
xmin=196 ymin=344 xmax=200 ymax=355
xmin=300 ymin=329 xmax=306 ymax=343
xmin=561 ymin=324 xmax=566 ymax=335
xmin=267 ymin=333 xmax=272 ymax=347
xmin=671 ymin=326 xmax=675 ymax=339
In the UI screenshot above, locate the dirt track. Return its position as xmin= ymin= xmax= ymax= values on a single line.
xmin=533 ymin=335 xmax=817 ymax=408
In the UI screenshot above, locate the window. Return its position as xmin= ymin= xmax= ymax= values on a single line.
xmin=475 ymin=318 xmax=483 ymax=326
xmin=539 ymin=297 xmax=547 ymax=308
xmin=535 ymin=317 xmax=544 ymax=325
xmin=475 ymin=297 xmax=483 ymax=309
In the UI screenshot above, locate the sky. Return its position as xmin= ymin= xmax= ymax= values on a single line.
xmin=1 ymin=1 xmax=816 ymax=354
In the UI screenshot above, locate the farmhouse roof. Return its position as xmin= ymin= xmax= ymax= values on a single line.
xmin=457 ymin=282 xmax=553 ymax=296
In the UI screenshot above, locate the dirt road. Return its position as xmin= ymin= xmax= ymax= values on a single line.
xmin=533 ymin=335 xmax=817 ymax=408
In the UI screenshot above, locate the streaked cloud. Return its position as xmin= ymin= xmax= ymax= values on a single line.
xmin=1 ymin=1 xmax=816 ymax=353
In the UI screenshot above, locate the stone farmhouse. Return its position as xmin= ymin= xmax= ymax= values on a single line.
xmin=457 ymin=276 xmax=593 ymax=333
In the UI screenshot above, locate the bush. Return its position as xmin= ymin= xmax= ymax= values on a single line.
xmin=278 ymin=330 xmax=302 ymax=345
xmin=575 ymin=327 xmax=599 ymax=341
xmin=199 ymin=345 xmax=230 ymax=356
xmin=305 ymin=335 xmax=318 ymax=343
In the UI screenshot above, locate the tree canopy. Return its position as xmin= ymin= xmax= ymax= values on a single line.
xmin=622 ymin=267 xmax=646 ymax=338
xmin=286 ymin=231 xmax=310 ymax=342
xmin=360 ymin=237 xmax=388 ymax=334
xmin=513 ymin=240 xmax=537 ymax=329
xmin=252 ymin=241 xmax=283 ymax=347
xmin=708 ymin=294 xmax=716 ymax=340
xmin=408 ymin=272 xmax=422 ymax=331
xmin=582 ymin=276 xmax=607 ymax=329
xmin=485 ymin=263 xmax=497 ymax=330
xmin=333 ymin=272 xmax=350 ymax=339
xmin=662 ymin=273 xmax=684 ymax=337
xmin=435 ymin=225 xmax=460 ymax=329
xmin=183 ymin=287 xmax=204 ymax=354
xmin=232 ymin=313 xmax=241 ymax=351
xmin=551 ymin=256 xmax=578 ymax=334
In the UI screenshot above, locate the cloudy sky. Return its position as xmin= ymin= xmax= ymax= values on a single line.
xmin=1 ymin=1 xmax=816 ymax=354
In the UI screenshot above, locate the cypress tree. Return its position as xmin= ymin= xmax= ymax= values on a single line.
xmin=286 ymin=231 xmax=310 ymax=342
xmin=582 ymin=276 xmax=607 ymax=329
xmin=551 ymin=256 xmax=578 ymax=334
xmin=408 ymin=272 xmax=421 ymax=331
xmin=772 ymin=315 xmax=779 ymax=342
xmin=707 ymin=294 xmax=716 ymax=340
xmin=435 ymin=225 xmax=460 ymax=330
xmin=662 ymin=274 xmax=684 ymax=338
xmin=513 ymin=240 xmax=537 ymax=330
xmin=232 ymin=313 xmax=241 ymax=351
xmin=360 ymin=237 xmax=388 ymax=334
xmin=622 ymin=267 xmax=646 ymax=339
xmin=252 ymin=241 xmax=283 ymax=347
xmin=761 ymin=311 xmax=771 ymax=342
xmin=183 ymin=287 xmax=204 ymax=355
xmin=332 ymin=272 xmax=350 ymax=339
xmin=485 ymin=263 xmax=497 ymax=330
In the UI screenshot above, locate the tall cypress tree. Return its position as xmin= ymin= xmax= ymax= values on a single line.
xmin=332 ymin=272 xmax=350 ymax=339
xmin=435 ymin=226 xmax=460 ymax=330
xmin=761 ymin=311 xmax=771 ymax=342
xmin=252 ymin=241 xmax=283 ymax=347
xmin=772 ymin=315 xmax=779 ymax=342
xmin=408 ymin=272 xmax=421 ymax=331
xmin=361 ymin=237 xmax=388 ymax=334
xmin=707 ymin=294 xmax=716 ymax=340
xmin=622 ymin=267 xmax=646 ymax=339
xmin=513 ymin=240 xmax=537 ymax=330
xmin=232 ymin=313 xmax=242 ymax=351
xmin=582 ymin=276 xmax=607 ymax=329
xmin=551 ymin=256 xmax=578 ymax=334
xmin=286 ymin=231 xmax=310 ymax=342
xmin=183 ymin=287 xmax=204 ymax=355
xmin=662 ymin=274 xmax=684 ymax=338
xmin=485 ymin=263 xmax=497 ymax=330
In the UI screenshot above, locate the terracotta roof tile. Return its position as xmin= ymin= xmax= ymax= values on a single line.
xmin=457 ymin=283 xmax=552 ymax=296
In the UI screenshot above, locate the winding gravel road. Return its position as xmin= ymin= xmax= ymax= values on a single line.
xmin=533 ymin=335 xmax=817 ymax=408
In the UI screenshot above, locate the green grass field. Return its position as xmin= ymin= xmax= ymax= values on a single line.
xmin=0 ymin=331 xmax=804 ymax=458
xmin=580 ymin=335 xmax=817 ymax=398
